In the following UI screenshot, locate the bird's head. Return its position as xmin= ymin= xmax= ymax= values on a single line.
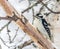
xmin=36 ymin=13 xmax=43 ymax=19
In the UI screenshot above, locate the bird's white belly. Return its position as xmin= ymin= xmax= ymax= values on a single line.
xmin=33 ymin=18 xmax=49 ymax=38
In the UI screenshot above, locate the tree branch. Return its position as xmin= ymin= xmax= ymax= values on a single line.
xmin=11 ymin=27 xmax=19 ymax=42
xmin=0 ymin=37 xmax=10 ymax=48
xmin=22 ymin=0 xmax=60 ymax=14
xmin=18 ymin=40 xmax=33 ymax=49
xmin=0 ymin=21 xmax=11 ymax=32
xmin=22 ymin=1 xmax=40 ymax=13
xmin=0 ymin=17 xmax=14 ymax=20
xmin=7 ymin=25 xmax=12 ymax=43
xmin=40 ymin=0 xmax=60 ymax=14
xmin=27 ymin=0 xmax=35 ymax=24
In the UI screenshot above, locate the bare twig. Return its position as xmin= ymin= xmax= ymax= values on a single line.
xmin=0 ymin=17 xmax=13 ymax=20
xmin=11 ymin=27 xmax=19 ymax=42
xmin=32 ymin=8 xmax=35 ymax=24
xmin=19 ymin=34 xmax=26 ymax=42
xmin=22 ymin=0 xmax=60 ymax=14
xmin=0 ymin=37 xmax=10 ymax=48
xmin=39 ymin=5 xmax=44 ymax=13
xmin=28 ymin=0 xmax=35 ymax=24
xmin=22 ymin=1 xmax=40 ymax=13
xmin=13 ymin=34 xmax=26 ymax=49
xmin=0 ymin=21 xmax=11 ymax=32
xmin=40 ymin=1 xmax=60 ymax=14
xmin=7 ymin=25 xmax=12 ymax=43
xmin=18 ymin=40 xmax=33 ymax=49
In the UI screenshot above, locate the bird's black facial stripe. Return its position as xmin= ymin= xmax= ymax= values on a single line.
xmin=37 ymin=14 xmax=43 ymax=17
xmin=38 ymin=15 xmax=43 ymax=17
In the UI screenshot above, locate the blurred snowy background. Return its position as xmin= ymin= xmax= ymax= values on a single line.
xmin=0 ymin=0 xmax=60 ymax=49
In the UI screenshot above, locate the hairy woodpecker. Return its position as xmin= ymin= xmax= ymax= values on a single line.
xmin=36 ymin=13 xmax=52 ymax=40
